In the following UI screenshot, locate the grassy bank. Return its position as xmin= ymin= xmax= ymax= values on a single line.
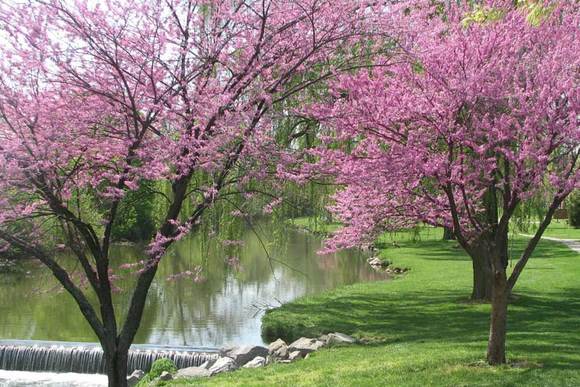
xmin=171 ymin=222 xmax=580 ymax=386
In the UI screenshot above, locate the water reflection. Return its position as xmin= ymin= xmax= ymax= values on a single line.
xmin=0 ymin=225 xmax=387 ymax=346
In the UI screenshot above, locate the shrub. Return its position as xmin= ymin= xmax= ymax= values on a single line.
xmin=137 ymin=358 xmax=177 ymax=386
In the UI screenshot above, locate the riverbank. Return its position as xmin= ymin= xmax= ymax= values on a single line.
xmin=170 ymin=222 xmax=580 ymax=386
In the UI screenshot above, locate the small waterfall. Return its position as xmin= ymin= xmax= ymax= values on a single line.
xmin=0 ymin=340 xmax=219 ymax=375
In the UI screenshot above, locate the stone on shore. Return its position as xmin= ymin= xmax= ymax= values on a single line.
xmin=199 ymin=358 xmax=216 ymax=369
xmin=268 ymin=338 xmax=289 ymax=360
xmin=243 ymin=356 xmax=266 ymax=368
xmin=288 ymin=337 xmax=325 ymax=355
xmin=327 ymin=332 xmax=357 ymax=345
xmin=288 ymin=351 xmax=304 ymax=361
xmin=127 ymin=370 xmax=145 ymax=387
xmin=159 ymin=371 xmax=173 ymax=381
xmin=175 ymin=366 xmax=212 ymax=379
xmin=221 ymin=345 xmax=269 ymax=366
xmin=209 ymin=357 xmax=239 ymax=375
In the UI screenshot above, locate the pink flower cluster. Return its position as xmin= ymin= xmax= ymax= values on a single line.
xmin=306 ymin=1 xmax=579 ymax=250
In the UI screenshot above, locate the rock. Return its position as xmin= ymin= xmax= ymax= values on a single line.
xmin=288 ymin=351 xmax=303 ymax=361
xmin=367 ymin=257 xmax=384 ymax=267
xmin=219 ymin=345 xmax=236 ymax=356
xmin=222 ymin=345 xmax=269 ymax=366
xmin=318 ymin=334 xmax=329 ymax=344
xmin=368 ymin=256 xmax=392 ymax=268
xmin=386 ymin=266 xmax=409 ymax=274
xmin=209 ymin=356 xmax=239 ymax=375
xmin=288 ymin=337 xmax=325 ymax=355
xmin=243 ymin=356 xmax=266 ymax=368
xmin=198 ymin=361 xmax=208 ymax=369
xmin=159 ymin=371 xmax=173 ymax=381
xmin=268 ymin=338 xmax=286 ymax=353
xmin=327 ymin=332 xmax=356 ymax=345
xmin=127 ymin=370 xmax=145 ymax=387
xmin=199 ymin=358 xmax=216 ymax=369
xmin=268 ymin=339 xmax=289 ymax=360
xmin=175 ymin=366 xmax=212 ymax=379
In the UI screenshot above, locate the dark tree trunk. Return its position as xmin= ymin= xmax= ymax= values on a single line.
xmin=442 ymin=226 xmax=455 ymax=241
xmin=487 ymin=265 xmax=508 ymax=365
xmin=105 ymin=346 xmax=128 ymax=387
xmin=470 ymin=249 xmax=493 ymax=301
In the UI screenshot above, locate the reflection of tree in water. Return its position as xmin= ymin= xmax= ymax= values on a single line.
xmin=0 ymin=224 xmax=387 ymax=346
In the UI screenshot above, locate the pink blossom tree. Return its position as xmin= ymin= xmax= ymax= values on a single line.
xmin=309 ymin=1 xmax=579 ymax=365
xmin=0 ymin=0 xmax=380 ymax=385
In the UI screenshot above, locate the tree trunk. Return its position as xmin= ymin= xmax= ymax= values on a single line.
xmin=105 ymin=347 xmax=129 ymax=387
xmin=487 ymin=265 xmax=508 ymax=365
xmin=443 ymin=226 xmax=455 ymax=240
xmin=470 ymin=250 xmax=493 ymax=301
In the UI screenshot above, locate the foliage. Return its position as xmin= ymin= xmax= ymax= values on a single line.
xmin=111 ymin=181 xmax=160 ymax=242
xmin=137 ymin=358 xmax=178 ymax=386
xmin=569 ymin=191 xmax=580 ymax=229
xmin=461 ymin=5 xmax=505 ymax=27
xmin=520 ymin=0 xmax=556 ymax=26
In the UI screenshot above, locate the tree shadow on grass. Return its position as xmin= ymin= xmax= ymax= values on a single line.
xmin=263 ymin=288 xmax=580 ymax=370
xmin=263 ymin=235 xmax=580 ymax=372
xmin=506 ymin=290 xmax=580 ymax=370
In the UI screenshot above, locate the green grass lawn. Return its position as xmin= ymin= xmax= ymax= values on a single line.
xmin=522 ymin=219 xmax=580 ymax=240
xmin=291 ymin=216 xmax=580 ymax=241
xmin=170 ymin=223 xmax=580 ymax=387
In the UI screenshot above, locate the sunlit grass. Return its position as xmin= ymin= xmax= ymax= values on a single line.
xmin=522 ymin=219 xmax=580 ymax=240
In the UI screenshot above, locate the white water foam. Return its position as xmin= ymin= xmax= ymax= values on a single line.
xmin=0 ymin=370 xmax=107 ymax=386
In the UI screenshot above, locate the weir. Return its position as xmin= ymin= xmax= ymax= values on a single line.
xmin=0 ymin=340 xmax=219 ymax=375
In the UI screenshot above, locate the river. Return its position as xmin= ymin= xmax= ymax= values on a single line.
xmin=0 ymin=224 xmax=386 ymax=348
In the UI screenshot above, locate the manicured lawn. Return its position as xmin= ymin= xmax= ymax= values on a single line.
xmin=524 ymin=219 xmax=580 ymax=240
xmin=170 ymin=223 xmax=580 ymax=386
xmin=292 ymin=216 xmax=580 ymax=241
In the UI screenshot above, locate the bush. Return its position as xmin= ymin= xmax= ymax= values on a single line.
xmin=137 ymin=358 xmax=177 ymax=386
xmin=569 ymin=191 xmax=580 ymax=228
